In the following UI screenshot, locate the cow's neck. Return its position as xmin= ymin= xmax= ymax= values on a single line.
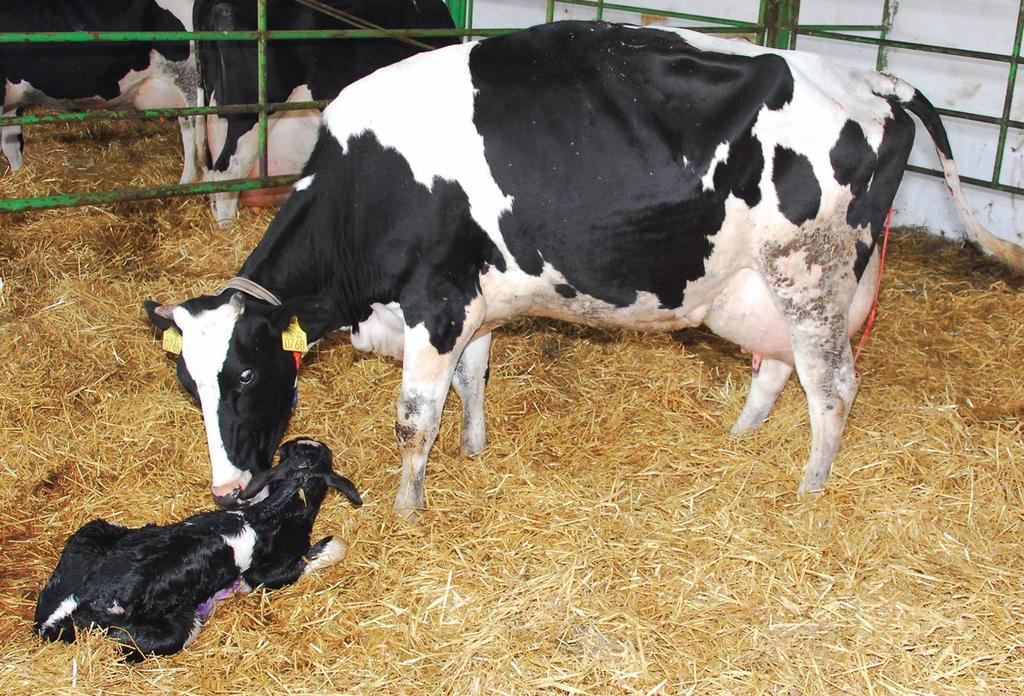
xmin=235 ymin=200 xmax=377 ymax=328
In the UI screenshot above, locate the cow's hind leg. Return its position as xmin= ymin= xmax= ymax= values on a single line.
xmin=394 ymin=298 xmax=486 ymax=522
xmin=451 ymin=332 xmax=491 ymax=456
xmin=761 ymin=223 xmax=861 ymax=495
xmin=2 ymin=109 xmax=25 ymax=171
xmin=731 ymin=357 xmax=794 ymax=434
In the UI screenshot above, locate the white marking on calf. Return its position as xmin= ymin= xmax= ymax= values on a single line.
xmin=42 ymin=595 xmax=79 ymax=630
xmin=221 ymin=524 xmax=258 ymax=572
xmin=108 ymin=601 xmax=125 ymax=616
xmin=293 ymin=174 xmax=316 ymax=191
xmin=323 ymin=43 xmax=516 ymax=262
xmin=173 ymin=302 xmax=247 ymax=489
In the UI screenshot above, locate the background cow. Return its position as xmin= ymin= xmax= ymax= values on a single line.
xmin=146 ymin=22 xmax=1024 ymax=520
xmin=1 ymin=0 xmax=200 ymax=184
xmin=195 ymin=0 xmax=457 ymax=227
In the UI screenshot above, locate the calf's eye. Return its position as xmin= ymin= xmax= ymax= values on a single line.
xmin=239 ymin=369 xmax=254 ymax=385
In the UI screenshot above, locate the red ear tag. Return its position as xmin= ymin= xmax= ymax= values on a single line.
xmin=293 ymin=351 xmax=303 ymax=370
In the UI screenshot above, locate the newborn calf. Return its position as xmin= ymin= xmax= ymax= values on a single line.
xmin=35 ymin=438 xmax=361 ymax=661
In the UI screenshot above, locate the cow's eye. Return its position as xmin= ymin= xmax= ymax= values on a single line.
xmin=239 ymin=369 xmax=255 ymax=386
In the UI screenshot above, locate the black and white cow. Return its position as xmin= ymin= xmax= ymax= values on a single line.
xmin=1 ymin=0 xmax=200 ymax=184
xmin=195 ymin=0 xmax=456 ymax=227
xmin=35 ymin=438 xmax=362 ymax=661
xmin=146 ymin=22 xmax=1024 ymax=519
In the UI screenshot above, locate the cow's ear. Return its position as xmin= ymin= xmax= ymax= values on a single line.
xmin=144 ymin=300 xmax=178 ymax=331
xmin=271 ymin=296 xmax=338 ymax=344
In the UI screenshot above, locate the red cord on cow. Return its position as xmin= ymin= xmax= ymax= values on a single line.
xmin=853 ymin=207 xmax=893 ymax=366
xmin=293 ymin=352 xmax=303 ymax=371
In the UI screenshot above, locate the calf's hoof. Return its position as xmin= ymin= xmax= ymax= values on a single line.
xmin=305 ymin=537 xmax=348 ymax=574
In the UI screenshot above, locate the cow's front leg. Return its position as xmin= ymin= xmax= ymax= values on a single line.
xmin=730 ymin=356 xmax=794 ymax=434
xmin=177 ymin=116 xmax=198 ymax=184
xmin=1 ymin=109 xmax=24 ymax=171
xmin=394 ymin=302 xmax=485 ymax=522
xmin=451 ymin=332 xmax=491 ymax=456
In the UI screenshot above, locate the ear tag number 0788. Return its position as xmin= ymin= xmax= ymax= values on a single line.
xmin=281 ymin=317 xmax=308 ymax=352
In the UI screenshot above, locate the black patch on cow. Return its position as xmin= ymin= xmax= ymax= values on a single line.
xmin=555 ymin=284 xmax=577 ymax=298
xmin=844 ymin=104 xmax=916 ymax=280
xmin=469 ymin=21 xmax=793 ymax=310
xmin=0 ymin=1 xmax=188 ymax=105
xmin=196 ymin=0 xmax=457 ymax=172
xmin=239 ymin=128 xmax=505 ymax=355
xmin=773 ymin=146 xmax=821 ymax=226
xmin=830 ymin=120 xmax=876 ymax=198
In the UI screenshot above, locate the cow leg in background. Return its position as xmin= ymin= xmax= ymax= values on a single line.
xmin=730 ymin=357 xmax=794 ymax=434
xmin=393 ymin=299 xmax=486 ymax=522
xmin=451 ymin=332 xmax=492 ymax=456
xmin=1 ymin=108 xmax=24 ymax=171
xmin=205 ymin=128 xmax=257 ymax=227
xmin=176 ymin=116 xmax=198 ymax=184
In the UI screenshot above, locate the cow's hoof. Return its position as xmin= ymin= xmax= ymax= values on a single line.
xmin=460 ymin=434 xmax=487 ymax=457
xmin=393 ymin=502 xmax=423 ymax=524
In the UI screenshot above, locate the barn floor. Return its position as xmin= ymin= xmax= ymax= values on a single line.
xmin=1 ymin=119 xmax=1023 ymax=694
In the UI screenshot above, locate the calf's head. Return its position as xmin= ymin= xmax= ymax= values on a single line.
xmin=238 ymin=437 xmax=363 ymax=509
xmin=145 ymin=291 xmax=336 ymax=505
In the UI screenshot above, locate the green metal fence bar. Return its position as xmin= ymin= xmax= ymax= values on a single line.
xmin=796 ymin=28 xmax=1015 ymax=64
xmin=1 ymin=175 xmax=300 ymax=213
xmin=0 ymin=28 xmax=502 ymax=43
xmin=557 ymin=0 xmax=764 ymax=30
xmin=0 ymin=101 xmax=330 ymax=129
xmin=991 ymin=1 xmax=1024 ymax=186
xmin=257 ymin=0 xmax=269 ymax=179
xmin=906 ymin=164 xmax=1024 ymax=196
xmin=875 ymin=0 xmax=892 ymax=72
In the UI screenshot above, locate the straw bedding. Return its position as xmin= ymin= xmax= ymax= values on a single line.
xmin=0 ymin=118 xmax=1022 ymax=694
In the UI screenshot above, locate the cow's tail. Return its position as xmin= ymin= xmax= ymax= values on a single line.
xmin=873 ymin=74 xmax=1024 ymax=272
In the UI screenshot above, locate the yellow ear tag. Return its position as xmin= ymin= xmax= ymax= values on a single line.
xmin=281 ymin=317 xmax=308 ymax=353
xmin=162 ymin=326 xmax=183 ymax=355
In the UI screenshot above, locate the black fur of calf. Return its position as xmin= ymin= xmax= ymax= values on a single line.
xmin=34 ymin=438 xmax=361 ymax=661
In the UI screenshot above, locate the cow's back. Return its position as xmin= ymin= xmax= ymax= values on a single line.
xmin=0 ymin=1 xmax=189 ymax=102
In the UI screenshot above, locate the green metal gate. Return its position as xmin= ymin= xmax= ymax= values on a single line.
xmin=2 ymin=1 xmax=1021 ymax=214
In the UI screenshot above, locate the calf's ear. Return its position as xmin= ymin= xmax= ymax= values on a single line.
xmin=270 ymin=296 xmax=338 ymax=344
xmin=144 ymin=300 xmax=178 ymax=331
xmin=326 ymin=473 xmax=363 ymax=508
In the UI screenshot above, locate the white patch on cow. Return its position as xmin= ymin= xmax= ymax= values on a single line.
xmin=701 ymin=142 xmax=730 ymax=192
xmin=323 ymin=43 xmax=516 ymax=262
xmin=183 ymin=615 xmax=205 ymax=648
xmin=351 ymin=302 xmax=406 ymax=360
xmin=304 ymin=538 xmax=347 ymax=575
xmin=173 ymin=302 xmax=248 ymax=489
xmin=222 ymin=524 xmax=258 ymax=572
xmin=41 ymin=595 xmax=78 ymax=630
xmin=108 ymin=601 xmax=125 ymax=616
xmin=294 ymin=174 xmax=316 ymax=192
xmin=154 ymin=0 xmax=194 ymax=30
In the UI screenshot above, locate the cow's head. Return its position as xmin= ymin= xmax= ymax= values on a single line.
xmin=144 ymin=291 xmax=336 ymax=505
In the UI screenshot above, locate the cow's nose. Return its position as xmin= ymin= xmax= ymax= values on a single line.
xmin=212 ymin=481 xmax=246 ymax=507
